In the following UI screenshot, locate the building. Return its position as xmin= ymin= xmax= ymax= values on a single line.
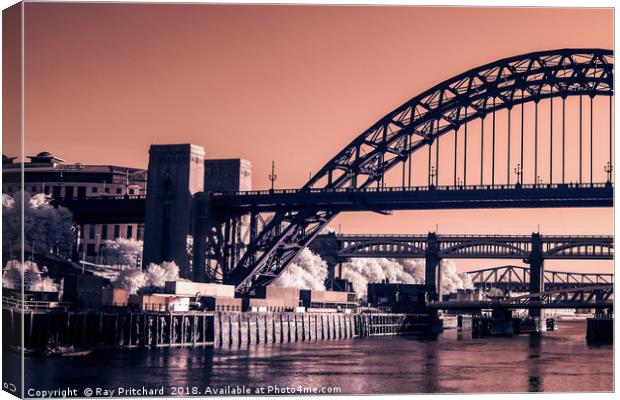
xmin=300 ymin=289 xmax=357 ymax=312
xmin=367 ymin=282 xmax=433 ymax=312
xmin=2 ymin=151 xmax=147 ymax=263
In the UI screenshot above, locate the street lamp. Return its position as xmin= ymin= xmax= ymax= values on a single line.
xmin=514 ymin=163 xmax=522 ymax=185
xmin=429 ymin=166 xmax=436 ymax=187
xmin=269 ymin=161 xmax=277 ymax=192
xmin=536 ymin=176 xmax=543 ymax=186
xmin=604 ymin=162 xmax=613 ymax=183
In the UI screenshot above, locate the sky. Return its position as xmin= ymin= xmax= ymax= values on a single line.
xmin=9 ymin=4 xmax=615 ymax=272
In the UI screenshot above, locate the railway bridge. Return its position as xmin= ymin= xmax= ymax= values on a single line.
xmin=309 ymin=232 xmax=613 ymax=299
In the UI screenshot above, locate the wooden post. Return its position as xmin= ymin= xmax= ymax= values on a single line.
xmin=202 ymin=314 xmax=207 ymax=345
xmin=169 ymin=313 xmax=173 ymax=346
xmin=114 ymin=313 xmax=119 ymax=347
xmin=193 ymin=315 xmax=198 ymax=347
xmin=181 ymin=315 xmax=186 ymax=346
xmin=142 ymin=315 xmax=148 ymax=347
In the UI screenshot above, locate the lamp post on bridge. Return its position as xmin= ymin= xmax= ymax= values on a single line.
xmin=269 ymin=160 xmax=277 ymax=193
xmin=429 ymin=166 xmax=436 ymax=188
xmin=514 ymin=163 xmax=522 ymax=187
xmin=604 ymin=162 xmax=613 ymax=184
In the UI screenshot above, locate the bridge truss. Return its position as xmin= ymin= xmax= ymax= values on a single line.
xmin=429 ymin=284 xmax=613 ymax=310
xmin=468 ymin=265 xmax=614 ymax=292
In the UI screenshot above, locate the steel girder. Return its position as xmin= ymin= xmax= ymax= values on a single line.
xmin=509 ymin=284 xmax=613 ymax=306
xmin=227 ymin=49 xmax=614 ymax=294
xmin=468 ymin=265 xmax=614 ymax=286
xmin=429 ymin=284 xmax=613 ymax=310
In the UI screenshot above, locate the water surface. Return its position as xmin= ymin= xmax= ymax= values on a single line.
xmin=17 ymin=319 xmax=613 ymax=396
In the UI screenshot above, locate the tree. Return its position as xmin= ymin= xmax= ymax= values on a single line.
xmin=272 ymin=248 xmax=328 ymax=290
xmin=112 ymin=261 xmax=181 ymax=294
xmin=101 ymin=238 xmax=143 ymax=268
xmin=2 ymin=192 xmax=75 ymax=256
xmin=2 ymin=260 xmax=58 ymax=292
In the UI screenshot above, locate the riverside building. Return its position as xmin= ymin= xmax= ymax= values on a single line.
xmin=2 ymin=151 xmax=147 ymax=263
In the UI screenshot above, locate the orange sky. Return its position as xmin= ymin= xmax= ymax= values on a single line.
xmin=14 ymin=4 xmax=615 ymax=272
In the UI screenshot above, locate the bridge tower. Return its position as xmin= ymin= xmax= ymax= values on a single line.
xmin=192 ymin=159 xmax=252 ymax=282
xmin=425 ymin=232 xmax=442 ymax=301
xmin=525 ymin=233 xmax=545 ymax=318
xmin=143 ymin=144 xmax=205 ymax=278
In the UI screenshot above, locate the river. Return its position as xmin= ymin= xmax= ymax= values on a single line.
xmin=10 ymin=319 xmax=613 ymax=396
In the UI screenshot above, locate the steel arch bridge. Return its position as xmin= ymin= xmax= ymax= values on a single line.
xmin=468 ymin=265 xmax=614 ymax=292
xmin=221 ymin=48 xmax=614 ymax=294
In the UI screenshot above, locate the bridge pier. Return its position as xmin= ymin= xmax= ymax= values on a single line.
xmin=425 ymin=232 xmax=442 ymax=301
xmin=307 ymin=232 xmax=344 ymax=290
xmin=199 ymin=159 xmax=252 ymax=282
xmin=525 ymin=233 xmax=545 ymax=319
xmin=191 ymin=193 xmax=210 ymax=282
xmin=143 ymin=144 xmax=205 ymax=278
xmin=143 ymin=144 xmax=252 ymax=282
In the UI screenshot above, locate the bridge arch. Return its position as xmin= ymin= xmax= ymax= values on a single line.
xmin=543 ymin=241 xmax=614 ymax=258
xmin=228 ymin=49 xmax=614 ymax=293
xmin=341 ymin=240 xmax=426 ymax=257
xmin=304 ymin=48 xmax=613 ymax=190
xmin=440 ymin=240 xmax=528 ymax=258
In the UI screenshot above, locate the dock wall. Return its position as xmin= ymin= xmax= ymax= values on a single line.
xmin=3 ymin=308 xmax=431 ymax=352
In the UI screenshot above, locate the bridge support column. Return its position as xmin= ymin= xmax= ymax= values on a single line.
xmin=143 ymin=144 xmax=205 ymax=278
xmin=202 ymin=158 xmax=252 ymax=282
xmin=326 ymin=260 xmax=338 ymax=290
xmin=425 ymin=232 xmax=442 ymax=301
xmin=191 ymin=193 xmax=209 ymax=282
xmin=526 ymin=233 xmax=545 ymax=319
xmin=308 ymin=232 xmax=344 ymax=291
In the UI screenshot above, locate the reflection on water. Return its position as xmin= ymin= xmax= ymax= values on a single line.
xmin=16 ymin=319 xmax=612 ymax=395
xmin=527 ymin=334 xmax=543 ymax=392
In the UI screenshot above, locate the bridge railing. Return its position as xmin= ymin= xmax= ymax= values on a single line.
xmin=56 ymin=194 xmax=147 ymax=201
xmin=2 ymin=297 xmax=72 ymax=311
xmin=335 ymin=233 xmax=612 ymax=240
xmin=210 ymin=182 xmax=611 ymax=197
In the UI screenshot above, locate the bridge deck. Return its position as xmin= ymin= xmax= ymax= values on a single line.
xmin=428 ymin=300 xmax=614 ymax=310
xmin=53 ymin=183 xmax=612 ymax=224
xmin=210 ymin=183 xmax=613 ymax=212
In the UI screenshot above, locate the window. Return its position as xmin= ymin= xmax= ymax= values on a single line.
xmin=129 ymin=188 xmax=135 ymax=195
xmin=114 ymin=225 xmax=121 ymax=239
xmin=44 ymin=185 xmax=50 ymax=195
xmin=136 ymin=225 xmax=143 ymax=241
xmin=89 ymin=225 xmax=96 ymax=239
xmin=86 ymin=244 xmax=96 ymax=256
xmin=116 ymin=188 xmax=122 ymax=194
xmin=127 ymin=226 xmax=133 ymax=239
xmin=92 ymin=187 xmax=98 ymax=193
xmin=101 ymin=225 xmax=108 ymax=240
xmin=104 ymin=187 xmax=110 ymax=193
xmin=65 ymin=186 xmax=74 ymax=200
xmin=31 ymin=186 xmax=37 ymax=193
xmin=77 ymin=186 xmax=86 ymax=199
xmin=53 ymin=186 xmax=61 ymax=199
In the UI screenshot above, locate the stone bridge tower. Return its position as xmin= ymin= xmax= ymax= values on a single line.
xmin=143 ymin=144 xmax=205 ymax=278
xmin=143 ymin=143 xmax=251 ymax=282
